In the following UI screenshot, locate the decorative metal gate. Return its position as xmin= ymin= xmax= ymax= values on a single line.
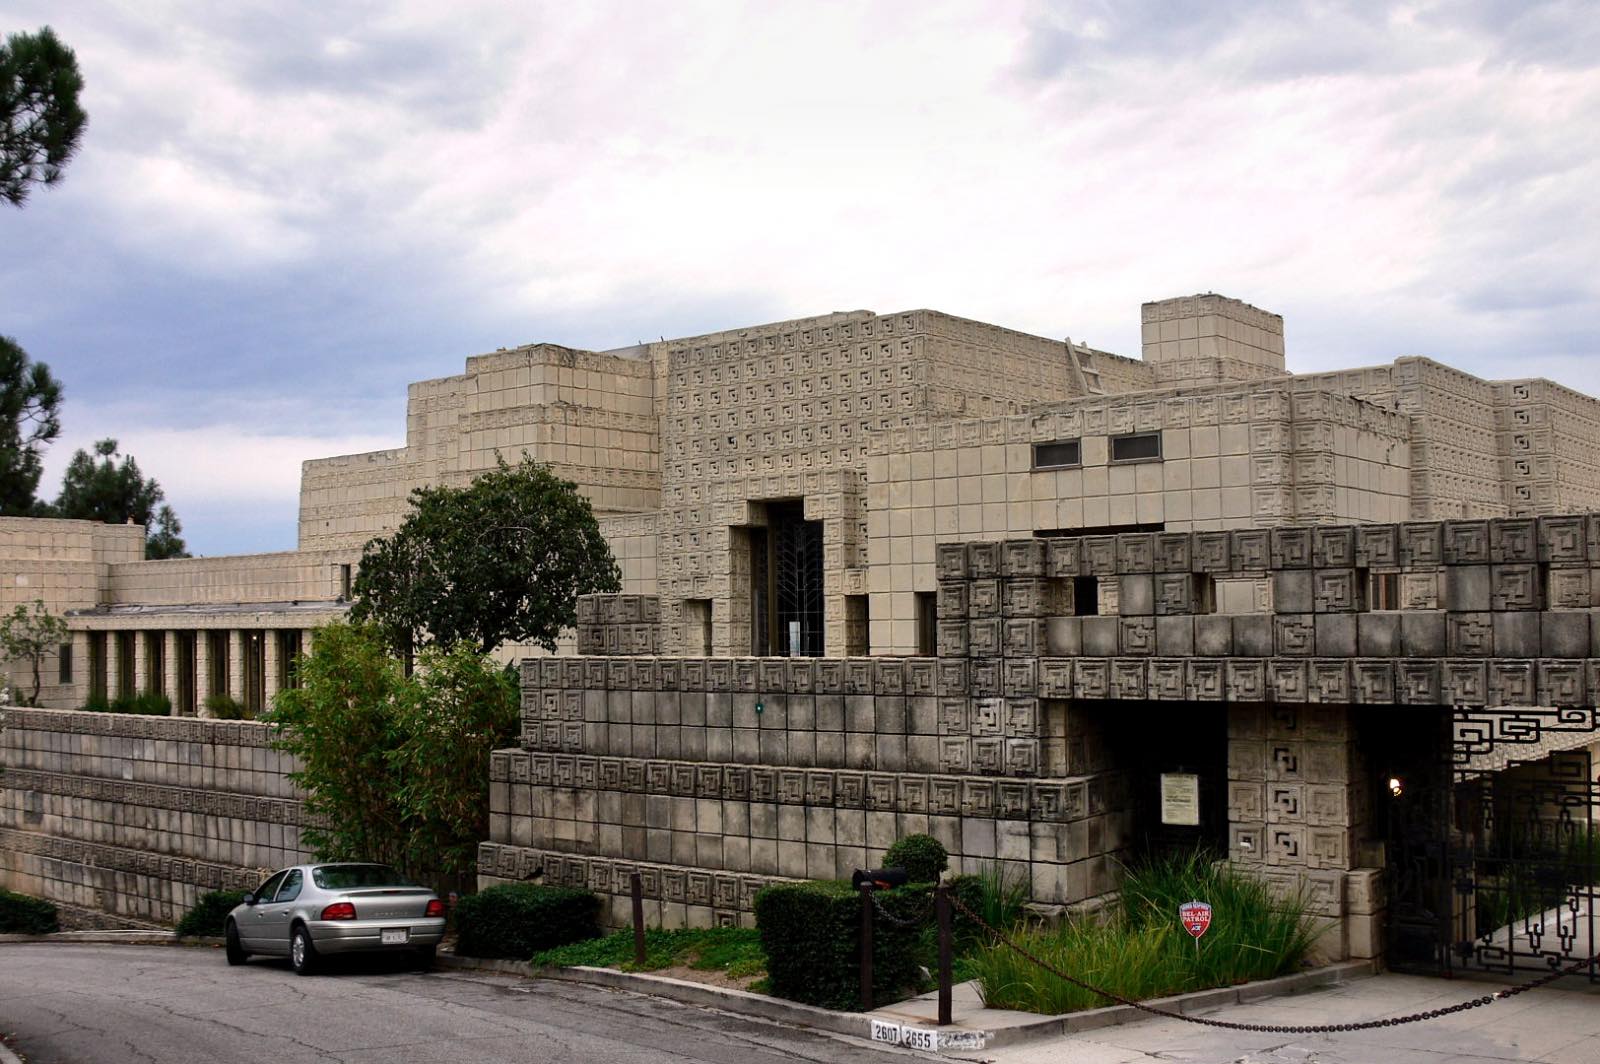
xmin=1389 ymin=707 xmax=1600 ymax=982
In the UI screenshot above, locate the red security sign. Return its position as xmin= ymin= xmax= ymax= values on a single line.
xmin=1179 ymin=901 xmax=1212 ymax=938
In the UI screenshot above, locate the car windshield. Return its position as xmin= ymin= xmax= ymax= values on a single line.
xmin=312 ymin=865 xmax=416 ymax=890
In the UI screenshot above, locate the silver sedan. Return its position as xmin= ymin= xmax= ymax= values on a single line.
xmin=224 ymin=863 xmax=447 ymax=975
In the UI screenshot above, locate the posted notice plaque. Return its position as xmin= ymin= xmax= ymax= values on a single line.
xmin=1160 ymin=773 xmax=1201 ymax=826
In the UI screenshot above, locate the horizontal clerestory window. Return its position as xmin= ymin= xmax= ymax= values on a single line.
xmin=1110 ymin=432 xmax=1162 ymax=463
xmin=1032 ymin=439 xmax=1082 ymax=470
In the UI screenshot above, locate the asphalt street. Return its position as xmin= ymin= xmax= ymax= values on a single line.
xmin=0 ymin=944 xmax=907 ymax=1064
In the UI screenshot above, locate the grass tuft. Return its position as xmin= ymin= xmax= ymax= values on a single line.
xmin=968 ymin=850 xmax=1318 ymax=1015
xmin=532 ymin=926 xmax=766 ymax=979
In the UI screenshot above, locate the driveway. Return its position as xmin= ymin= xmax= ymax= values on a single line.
xmin=0 ymin=944 xmax=903 ymax=1064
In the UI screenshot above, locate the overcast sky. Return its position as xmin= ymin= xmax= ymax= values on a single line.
xmin=4 ymin=1 xmax=1597 ymax=555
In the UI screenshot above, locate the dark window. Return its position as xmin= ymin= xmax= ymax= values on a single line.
xmin=254 ymin=870 xmax=289 ymax=904
xmin=1033 ymin=440 xmax=1081 ymax=469
xmin=1193 ymin=574 xmax=1218 ymax=615
xmin=313 ymin=864 xmax=415 ymax=890
xmin=339 ymin=564 xmax=352 ymax=599
xmin=915 ymin=592 xmax=937 ymax=656
xmin=1370 ymin=572 xmax=1400 ymax=610
xmin=845 ymin=595 xmax=869 ymax=657
xmin=57 ymin=642 xmax=73 ymax=685
xmin=276 ymin=869 xmax=303 ymax=903
xmin=1073 ymin=576 xmax=1100 ymax=616
xmin=1111 ymin=432 xmax=1162 ymax=462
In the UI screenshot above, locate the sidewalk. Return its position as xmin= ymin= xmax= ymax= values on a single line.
xmin=978 ymin=972 xmax=1600 ymax=1064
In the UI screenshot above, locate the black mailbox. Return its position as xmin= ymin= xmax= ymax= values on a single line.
xmin=851 ymin=867 xmax=909 ymax=891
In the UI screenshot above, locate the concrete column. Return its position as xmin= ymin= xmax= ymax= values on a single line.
xmin=162 ymin=631 xmax=180 ymax=704
xmin=106 ymin=631 xmax=124 ymax=702
xmin=71 ymin=629 xmax=91 ymax=708
xmin=228 ymin=629 xmax=244 ymax=703
xmin=195 ymin=632 xmax=212 ymax=717
xmin=263 ymin=629 xmax=280 ymax=709
xmin=132 ymin=631 xmax=149 ymax=695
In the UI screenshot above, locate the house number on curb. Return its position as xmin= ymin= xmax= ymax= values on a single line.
xmin=869 ymin=1020 xmax=988 ymax=1052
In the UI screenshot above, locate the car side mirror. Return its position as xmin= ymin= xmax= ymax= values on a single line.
xmin=243 ymin=893 xmax=257 ymax=906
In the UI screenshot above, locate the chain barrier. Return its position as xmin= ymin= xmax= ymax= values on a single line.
xmin=947 ymin=892 xmax=1598 ymax=1035
xmin=868 ymin=889 xmax=936 ymax=929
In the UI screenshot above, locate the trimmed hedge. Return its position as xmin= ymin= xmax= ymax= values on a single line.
xmin=754 ymin=880 xmax=930 ymax=1009
xmin=883 ymin=834 xmax=948 ymax=884
xmin=454 ymin=884 xmax=600 ymax=959
xmin=0 ymin=889 xmax=59 ymax=934
xmin=176 ymin=890 xmax=246 ymax=938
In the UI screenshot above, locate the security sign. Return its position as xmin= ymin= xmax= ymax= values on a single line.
xmin=1179 ymin=900 xmax=1212 ymax=939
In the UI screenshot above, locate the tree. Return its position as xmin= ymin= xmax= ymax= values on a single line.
xmin=267 ymin=622 xmax=519 ymax=892
xmin=351 ymin=455 xmax=620 ymax=658
xmin=1 ymin=26 xmax=87 ymax=207
xmin=145 ymin=504 xmax=187 ymax=560
xmin=0 ymin=599 xmax=68 ymax=706
xmin=49 ymin=438 xmax=189 ymax=559
xmin=0 ymin=335 xmax=63 ymax=516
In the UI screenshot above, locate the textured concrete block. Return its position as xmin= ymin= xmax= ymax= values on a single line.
xmin=1444 ymin=565 xmax=1491 ymax=612
xmin=1044 ymin=616 xmax=1082 ymax=656
xmin=1400 ymin=612 xmax=1446 ymax=657
xmin=1541 ymin=610 xmax=1590 ymax=658
xmin=1493 ymin=612 xmax=1540 ymax=658
xmin=1119 ymin=574 xmax=1155 ymax=616
xmin=1234 ymin=615 xmax=1273 ymax=658
xmin=1155 ymin=616 xmax=1194 ymax=656
xmin=1272 ymin=571 xmax=1314 ymax=614
xmin=1082 ymin=616 xmax=1119 ymax=656
xmin=1357 ymin=613 xmax=1401 ymax=657
xmin=1314 ymin=615 xmax=1357 ymax=658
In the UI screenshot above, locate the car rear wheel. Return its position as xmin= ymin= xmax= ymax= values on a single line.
xmin=290 ymin=925 xmax=318 ymax=976
xmin=414 ymin=944 xmax=437 ymax=970
xmin=224 ymin=921 xmax=248 ymax=966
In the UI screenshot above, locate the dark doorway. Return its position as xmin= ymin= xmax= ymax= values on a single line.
xmin=175 ymin=632 xmax=197 ymax=715
xmin=1104 ymin=701 xmax=1231 ymax=858
xmin=243 ymin=630 xmax=266 ymax=714
xmin=749 ymin=500 xmax=824 ymax=656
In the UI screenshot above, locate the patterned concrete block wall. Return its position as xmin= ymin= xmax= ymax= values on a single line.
xmin=1 ymin=518 xmax=145 ymax=707
xmin=299 ymin=344 xmax=660 ymax=553
xmin=652 ymin=308 xmax=1121 ymax=657
xmin=575 ymin=595 xmax=662 ymax=656
xmin=867 ymin=382 xmax=1412 ymax=654
xmin=104 ymin=550 xmax=353 ymax=605
xmin=486 ymin=652 xmax=1133 ymax=926
xmin=0 ymin=708 xmax=309 ymax=927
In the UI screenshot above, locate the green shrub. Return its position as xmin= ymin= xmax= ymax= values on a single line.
xmin=0 ymin=889 xmax=59 ymax=934
xmin=204 ymin=694 xmax=251 ymax=720
xmin=754 ymin=880 xmax=930 ymax=1009
xmin=81 ymin=692 xmax=171 ymax=715
xmin=175 ymin=890 xmax=245 ymax=938
xmin=883 ymin=834 xmax=948 ymax=884
xmin=454 ymin=884 xmax=600 ymax=959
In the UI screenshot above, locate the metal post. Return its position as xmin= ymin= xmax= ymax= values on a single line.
xmin=859 ymin=883 xmax=874 ymax=1010
xmin=631 ymin=873 xmax=646 ymax=966
xmin=936 ymin=882 xmax=953 ymax=1026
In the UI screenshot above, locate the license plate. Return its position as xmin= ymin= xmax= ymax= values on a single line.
xmin=381 ymin=928 xmax=409 ymax=945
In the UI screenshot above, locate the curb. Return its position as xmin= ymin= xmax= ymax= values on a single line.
xmin=0 ymin=932 xmax=222 ymax=948
xmin=436 ymin=952 xmax=1380 ymax=1050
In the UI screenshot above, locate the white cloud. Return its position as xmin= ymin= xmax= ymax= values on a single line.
xmin=5 ymin=0 xmax=1599 ymax=552
xmin=40 ymin=418 xmax=398 ymax=512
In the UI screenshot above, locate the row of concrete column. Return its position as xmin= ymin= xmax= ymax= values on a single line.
xmin=74 ymin=627 xmax=314 ymax=717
